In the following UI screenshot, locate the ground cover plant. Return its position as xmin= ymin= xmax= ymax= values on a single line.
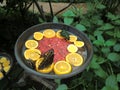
xmin=0 ymin=0 xmax=120 ymax=90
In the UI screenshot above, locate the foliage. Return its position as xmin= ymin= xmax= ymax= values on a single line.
xmin=53 ymin=0 xmax=120 ymax=90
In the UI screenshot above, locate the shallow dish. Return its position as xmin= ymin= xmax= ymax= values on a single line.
xmin=14 ymin=23 xmax=93 ymax=79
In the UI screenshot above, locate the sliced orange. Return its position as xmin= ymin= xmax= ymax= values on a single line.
xmin=24 ymin=49 xmax=41 ymax=61
xmin=43 ymin=29 xmax=56 ymax=38
xmin=56 ymin=30 xmax=64 ymax=39
xmin=54 ymin=61 xmax=72 ymax=75
xmin=66 ymin=53 xmax=83 ymax=66
xmin=0 ymin=57 xmax=8 ymax=63
xmin=36 ymin=58 xmax=54 ymax=73
xmin=67 ymin=44 xmax=78 ymax=53
xmin=74 ymin=41 xmax=84 ymax=48
xmin=69 ymin=35 xmax=77 ymax=42
xmin=0 ymin=72 xmax=3 ymax=79
xmin=33 ymin=32 xmax=43 ymax=40
xmin=3 ymin=66 xmax=11 ymax=72
xmin=25 ymin=40 xmax=38 ymax=49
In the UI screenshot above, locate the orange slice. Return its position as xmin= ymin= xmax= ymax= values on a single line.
xmin=36 ymin=58 xmax=54 ymax=73
xmin=54 ymin=61 xmax=72 ymax=75
xmin=74 ymin=41 xmax=84 ymax=48
xmin=56 ymin=30 xmax=64 ymax=39
xmin=0 ymin=72 xmax=3 ymax=79
xmin=3 ymin=66 xmax=11 ymax=72
xmin=43 ymin=29 xmax=56 ymax=38
xmin=33 ymin=32 xmax=43 ymax=40
xmin=25 ymin=40 xmax=38 ymax=49
xmin=69 ymin=35 xmax=77 ymax=42
xmin=24 ymin=49 xmax=41 ymax=61
xmin=66 ymin=53 xmax=83 ymax=66
xmin=67 ymin=44 xmax=78 ymax=53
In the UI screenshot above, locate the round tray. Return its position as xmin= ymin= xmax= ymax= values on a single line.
xmin=14 ymin=23 xmax=93 ymax=79
xmin=0 ymin=52 xmax=13 ymax=80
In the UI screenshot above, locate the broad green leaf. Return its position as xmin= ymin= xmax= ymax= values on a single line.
xmin=89 ymin=34 xmax=96 ymax=41
xmin=62 ymin=10 xmax=75 ymax=17
xmin=113 ymin=44 xmax=120 ymax=52
xmin=93 ymin=35 xmax=105 ymax=46
xmin=93 ymin=40 xmax=104 ymax=46
xmin=64 ymin=17 xmax=73 ymax=25
xmin=115 ymin=28 xmax=120 ymax=38
xmin=80 ymin=19 xmax=91 ymax=27
xmin=96 ymin=3 xmax=106 ymax=10
xmin=98 ymin=23 xmax=114 ymax=30
xmin=101 ymin=47 xmax=110 ymax=54
xmin=102 ymin=86 xmax=118 ymax=90
xmin=114 ymin=20 xmax=120 ymax=25
xmin=105 ymin=75 xmax=118 ymax=90
xmin=96 ymin=57 xmax=106 ymax=64
xmin=97 ymin=34 xmax=105 ymax=41
xmin=94 ymin=30 xmax=103 ymax=36
xmin=54 ymin=79 xmax=61 ymax=85
xmin=94 ymin=67 xmax=107 ymax=79
xmin=117 ymin=73 xmax=120 ymax=82
xmin=75 ymin=24 xmax=87 ymax=31
xmin=53 ymin=16 xmax=59 ymax=23
xmin=89 ymin=55 xmax=101 ymax=69
xmin=106 ymin=12 xmax=120 ymax=20
xmin=108 ymin=53 xmax=120 ymax=62
xmin=105 ymin=31 xmax=114 ymax=36
xmin=56 ymin=84 xmax=68 ymax=90
xmin=105 ymin=39 xmax=116 ymax=47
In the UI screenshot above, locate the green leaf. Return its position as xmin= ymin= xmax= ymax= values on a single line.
xmin=105 ymin=75 xmax=118 ymax=90
xmin=113 ymin=44 xmax=120 ymax=52
xmin=93 ymin=40 xmax=104 ymax=46
xmin=94 ymin=30 xmax=103 ymax=36
xmin=80 ymin=19 xmax=91 ymax=27
xmin=108 ymin=53 xmax=120 ymax=62
xmin=117 ymin=73 xmax=120 ymax=82
xmin=64 ymin=17 xmax=73 ymax=25
xmin=94 ymin=67 xmax=107 ymax=79
xmin=102 ymin=86 xmax=118 ymax=90
xmin=106 ymin=12 xmax=120 ymax=20
xmin=96 ymin=3 xmax=106 ymax=10
xmin=101 ymin=47 xmax=110 ymax=54
xmin=98 ymin=23 xmax=114 ymax=30
xmin=54 ymin=79 xmax=61 ymax=85
xmin=56 ymin=84 xmax=68 ymax=90
xmin=53 ymin=16 xmax=59 ymax=23
xmin=105 ymin=31 xmax=114 ymax=36
xmin=96 ymin=57 xmax=106 ymax=64
xmin=114 ymin=20 xmax=120 ymax=25
xmin=62 ymin=10 xmax=75 ymax=17
xmin=105 ymin=39 xmax=116 ymax=47
xmin=75 ymin=24 xmax=87 ymax=31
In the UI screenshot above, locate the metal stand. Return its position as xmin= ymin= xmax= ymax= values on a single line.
xmin=16 ymin=71 xmax=57 ymax=90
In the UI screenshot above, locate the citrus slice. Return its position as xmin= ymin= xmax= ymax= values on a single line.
xmin=25 ymin=40 xmax=38 ymax=49
xmin=74 ymin=41 xmax=84 ymax=48
xmin=56 ymin=30 xmax=64 ymax=39
xmin=43 ymin=29 xmax=56 ymax=38
xmin=3 ymin=66 xmax=11 ymax=72
xmin=54 ymin=61 xmax=72 ymax=75
xmin=69 ymin=35 xmax=77 ymax=42
xmin=66 ymin=53 xmax=83 ymax=66
xmin=36 ymin=58 xmax=54 ymax=73
xmin=24 ymin=49 xmax=41 ymax=61
xmin=33 ymin=32 xmax=43 ymax=40
xmin=0 ymin=72 xmax=3 ymax=79
xmin=67 ymin=44 xmax=78 ymax=53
